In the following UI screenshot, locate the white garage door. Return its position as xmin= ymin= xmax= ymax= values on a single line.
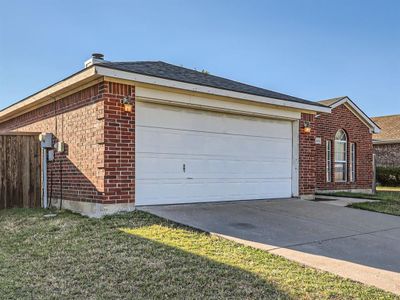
xmin=136 ymin=102 xmax=293 ymax=205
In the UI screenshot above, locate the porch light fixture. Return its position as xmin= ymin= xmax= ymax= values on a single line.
xmin=303 ymin=121 xmax=312 ymax=134
xmin=121 ymin=96 xmax=133 ymax=113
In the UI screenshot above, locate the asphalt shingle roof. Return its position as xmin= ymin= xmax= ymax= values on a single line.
xmin=97 ymin=61 xmax=327 ymax=108
xmin=372 ymin=115 xmax=400 ymax=141
xmin=318 ymin=96 xmax=347 ymax=107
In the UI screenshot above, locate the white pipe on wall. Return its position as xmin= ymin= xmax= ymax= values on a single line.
xmin=42 ymin=148 xmax=48 ymax=209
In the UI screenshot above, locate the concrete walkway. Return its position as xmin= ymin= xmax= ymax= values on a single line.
xmin=139 ymin=199 xmax=400 ymax=295
xmin=314 ymin=195 xmax=379 ymax=207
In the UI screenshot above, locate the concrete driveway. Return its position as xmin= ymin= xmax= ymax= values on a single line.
xmin=139 ymin=198 xmax=400 ymax=294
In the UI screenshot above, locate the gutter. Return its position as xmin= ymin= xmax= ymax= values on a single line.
xmin=373 ymin=139 xmax=400 ymax=145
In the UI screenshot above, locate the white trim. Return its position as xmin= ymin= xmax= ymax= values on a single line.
xmin=373 ymin=139 xmax=400 ymax=145
xmin=350 ymin=142 xmax=356 ymax=182
xmin=329 ymin=97 xmax=380 ymax=134
xmin=291 ymin=120 xmax=299 ymax=197
xmin=135 ymin=86 xmax=302 ymax=121
xmin=326 ymin=140 xmax=332 ymax=182
xmin=95 ymin=66 xmax=331 ymax=113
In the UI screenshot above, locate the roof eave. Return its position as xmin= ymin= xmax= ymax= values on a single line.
xmin=0 ymin=64 xmax=331 ymax=124
xmin=0 ymin=66 xmax=101 ymax=123
xmin=95 ymin=65 xmax=331 ymax=113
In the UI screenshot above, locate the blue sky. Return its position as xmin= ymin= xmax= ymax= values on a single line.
xmin=0 ymin=0 xmax=399 ymax=116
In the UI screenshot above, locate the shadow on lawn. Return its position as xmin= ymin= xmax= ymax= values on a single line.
xmin=117 ymin=218 xmax=292 ymax=299
xmin=0 ymin=209 xmax=291 ymax=299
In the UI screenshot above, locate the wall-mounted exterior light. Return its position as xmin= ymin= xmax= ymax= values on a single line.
xmin=303 ymin=121 xmax=312 ymax=134
xmin=121 ymin=97 xmax=133 ymax=113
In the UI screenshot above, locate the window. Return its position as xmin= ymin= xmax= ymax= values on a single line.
xmin=350 ymin=143 xmax=356 ymax=182
xmin=326 ymin=140 xmax=332 ymax=182
xmin=334 ymin=129 xmax=347 ymax=182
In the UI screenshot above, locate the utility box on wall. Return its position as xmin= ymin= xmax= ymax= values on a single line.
xmin=55 ymin=141 xmax=65 ymax=153
xmin=39 ymin=133 xmax=53 ymax=149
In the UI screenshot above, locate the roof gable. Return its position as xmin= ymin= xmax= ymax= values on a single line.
xmin=318 ymin=96 xmax=380 ymax=134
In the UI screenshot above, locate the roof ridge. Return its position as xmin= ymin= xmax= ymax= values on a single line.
xmin=372 ymin=114 xmax=400 ymax=119
xmin=106 ymin=60 xmax=161 ymax=64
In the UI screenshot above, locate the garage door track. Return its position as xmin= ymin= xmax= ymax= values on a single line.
xmin=139 ymin=198 xmax=400 ymax=294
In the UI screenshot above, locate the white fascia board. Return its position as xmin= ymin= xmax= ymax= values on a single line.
xmin=331 ymin=97 xmax=381 ymax=134
xmin=95 ymin=66 xmax=331 ymax=114
xmin=373 ymin=139 xmax=400 ymax=145
xmin=0 ymin=67 xmax=98 ymax=122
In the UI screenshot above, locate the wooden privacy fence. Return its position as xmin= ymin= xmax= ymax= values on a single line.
xmin=0 ymin=133 xmax=42 ymax=209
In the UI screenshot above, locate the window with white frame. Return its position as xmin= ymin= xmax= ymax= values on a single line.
xmin=326 ymin=140 xmax=332 ymax=182
xmin=350 ymin=143 xmax=356 ymax=182
xmin=334 ymin=129 xmax=347 ymax=182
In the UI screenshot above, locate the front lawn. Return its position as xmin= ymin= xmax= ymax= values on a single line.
xmin=325 ymin=189 xmax=400 ymax=216
xmin=0 ymin=209 xmax=397 ymax=299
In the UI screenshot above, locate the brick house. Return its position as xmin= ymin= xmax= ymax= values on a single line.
xmin=0 ymin=55 xmax=379 ymax=216
xmin=371 ymin=115 xmax=400 ymax=167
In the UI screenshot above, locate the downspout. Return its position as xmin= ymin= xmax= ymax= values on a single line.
xmin=42 ymin=148 xmax=48 ymax=208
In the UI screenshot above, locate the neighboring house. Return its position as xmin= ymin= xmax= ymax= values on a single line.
xmin=316 ymin=97 xmax=380 ymax=193
xmin=372 ymin=115 xmax=400 ymax=167
xmin=0 ymin=54 xmax=379 ymax=217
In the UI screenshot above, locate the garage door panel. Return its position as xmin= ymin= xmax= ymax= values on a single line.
xmin=136 ymin=178 xmax=292 ymax=205
xmin=188 ymin=160 xmax=292 ymax=178
xmin=138 ymin=126 xmax=292 ymax=158
xmin=137 ymin=155 xmax=292 ymax=180
xmin=136 ymin=102 xmax=294 ymax=205
xmin=137 ymin=103 xmax=292 ymax=138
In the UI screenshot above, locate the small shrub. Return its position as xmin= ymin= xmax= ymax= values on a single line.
xmin=376 ymin=166 xmax=400 ymax=186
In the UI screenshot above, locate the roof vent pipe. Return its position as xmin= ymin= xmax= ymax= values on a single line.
xmin=84 ymin=53 xmax=105 ymax=68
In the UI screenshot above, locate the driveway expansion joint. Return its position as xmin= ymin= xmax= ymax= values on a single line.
xmin=270 ymin=225 xmax=400 ymax=251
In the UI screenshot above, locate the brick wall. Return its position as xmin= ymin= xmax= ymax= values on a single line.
xmin=299 ymin=113 xmax=316 ymax=196
xmin=315 ymin=104 xmax=373 ymax=191
xmin=374 ymin=143 xmax=400 ymax=167
xmin=0 ymin=81 xmax=135 ymax=206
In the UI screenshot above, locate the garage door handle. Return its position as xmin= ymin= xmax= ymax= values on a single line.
xmin=186 ymin=177 xmax=193 ymax=180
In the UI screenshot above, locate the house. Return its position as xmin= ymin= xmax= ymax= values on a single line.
xmin=372 ymin=115 xmax=400 ymax=167
xmin=0 ymin=54 xmax=379 ymax=217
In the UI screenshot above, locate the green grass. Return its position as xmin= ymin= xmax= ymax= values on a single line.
xmin=0 ymin=209 xmax=398 ymax=299
xmin=322 ymin=189 xmax=400 ymax=216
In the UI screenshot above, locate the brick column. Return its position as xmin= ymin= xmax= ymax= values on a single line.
xmin=299 ymin=113 xmax=316 ymax=199
xmin=103 ymin=82 xmax=135 ymax=205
